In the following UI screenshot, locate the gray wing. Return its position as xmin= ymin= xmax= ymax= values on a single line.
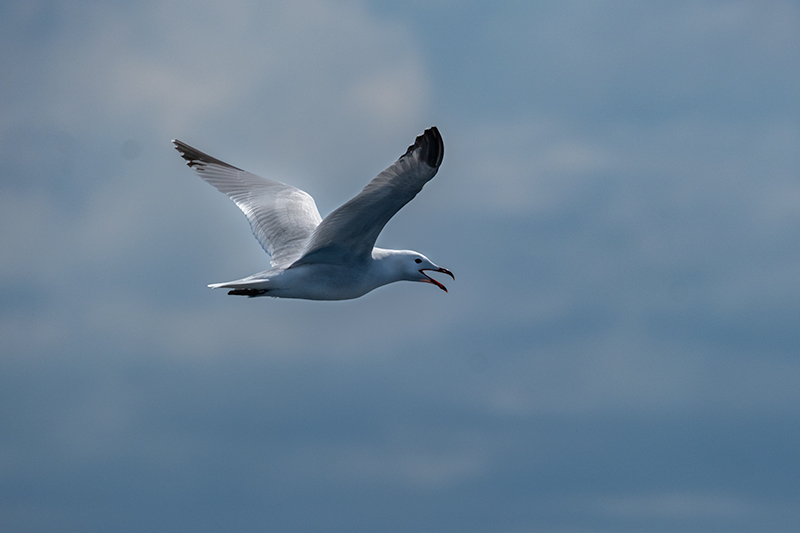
xmin=292 ymin=126 xmax=444 ymax=266
xmin=173 ymin=140 xmax=323 ymax=268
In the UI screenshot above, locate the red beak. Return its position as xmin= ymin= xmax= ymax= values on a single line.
xmin=419 ymin=267 xmax=455 ymax=292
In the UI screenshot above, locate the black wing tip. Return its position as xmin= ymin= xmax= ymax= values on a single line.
xmin=405 ymin=126 xmax=444 ymax=168
xmin=171 ymin=139 xmax=242 ymax=170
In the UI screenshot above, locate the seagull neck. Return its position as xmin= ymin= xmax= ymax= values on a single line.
xmin=370 ymin=248 xmax=402 ymax=287
xmin=369 ymin=248 xmax=407 ymax=285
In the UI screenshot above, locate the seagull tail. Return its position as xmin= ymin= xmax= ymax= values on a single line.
xmin=208 ymin=278 xmax=274 ymax=298
xmin=208 ymin=278 xmax=270 ymax=290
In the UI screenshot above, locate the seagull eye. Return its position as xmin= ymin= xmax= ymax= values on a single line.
xmin=415 ymin=258 xmax=422 ymax=264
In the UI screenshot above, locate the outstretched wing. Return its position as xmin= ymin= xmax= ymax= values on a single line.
xmin=173 ymin=140 xmax=322 ymax=268
xmin=292 ymin=126 xmax=444 ymax=266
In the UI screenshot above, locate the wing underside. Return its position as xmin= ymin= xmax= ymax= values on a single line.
xmin=173 ymin=140 xmax=323 ymax=268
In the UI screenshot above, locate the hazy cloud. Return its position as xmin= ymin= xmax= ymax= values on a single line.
xmin=2 ymin=0 xmax=800 ymax=532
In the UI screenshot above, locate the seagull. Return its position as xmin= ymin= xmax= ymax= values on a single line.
xmin=172 ymin=126 xmax=453 ymax=300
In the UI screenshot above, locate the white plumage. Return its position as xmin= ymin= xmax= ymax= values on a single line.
xmin=173 ymin=127 xmax=453 ymax=300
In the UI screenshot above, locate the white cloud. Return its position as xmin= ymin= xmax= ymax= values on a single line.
xmin=1 ymin=0 xmax=431 ymax=145
xmin=598 ymin=491 xmax=753 ymax=519
xmin=0 ymin=0 xmax=439 ymax=355
xmin=448 ymin=119 xmax=613 ymax=214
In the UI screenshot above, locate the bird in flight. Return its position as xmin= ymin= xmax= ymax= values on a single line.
xmin=173 ymin=127 xmax=453 ymax=300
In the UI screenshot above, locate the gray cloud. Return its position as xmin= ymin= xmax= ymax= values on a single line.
xmin=2 ymin=0 xmax=800 ymax=531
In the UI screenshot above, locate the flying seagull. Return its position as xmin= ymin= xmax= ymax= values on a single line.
xmin=172 ymin=126 xmax=453 ymax=300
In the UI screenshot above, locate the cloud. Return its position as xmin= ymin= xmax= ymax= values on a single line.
xmin=1 ymin=0 xmax=431 ymax=162
xmin=0 ymin=0 xmax=439 ymax=350
xmin=598 ymin=491 xmax=754 ymax=520
xmin=3 ymin=1 xmax=800 ymax=532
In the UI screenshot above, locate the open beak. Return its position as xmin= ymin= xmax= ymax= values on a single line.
xmin=419 ymin=267 xmax=455 ymax=292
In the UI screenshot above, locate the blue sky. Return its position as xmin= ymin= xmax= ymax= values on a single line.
xmin=2 ymin=0 xmax=800 ymax=531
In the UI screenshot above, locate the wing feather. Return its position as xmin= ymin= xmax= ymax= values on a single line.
xmin=172 ymin=140 xmax=322 ymax=268
xmin=293 ymin=126 xmax=444 ymax=266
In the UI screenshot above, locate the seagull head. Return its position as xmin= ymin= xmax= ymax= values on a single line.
xmin=372 ymin=248 xmax=455 ymax=293
xmin=401 ymin=251 xmax=455 ymax=292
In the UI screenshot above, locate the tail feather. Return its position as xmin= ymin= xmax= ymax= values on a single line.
xmin=208 ymin=278 xmax=271 ymax=290
xmin=227 ymin=288 xmax=269 ymax=297
xmin=207 ymin=267 xmax=280 ymax=296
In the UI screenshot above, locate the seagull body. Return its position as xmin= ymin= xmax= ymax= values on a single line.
xmin=173 ymin=127 xmax=453 ymax=300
